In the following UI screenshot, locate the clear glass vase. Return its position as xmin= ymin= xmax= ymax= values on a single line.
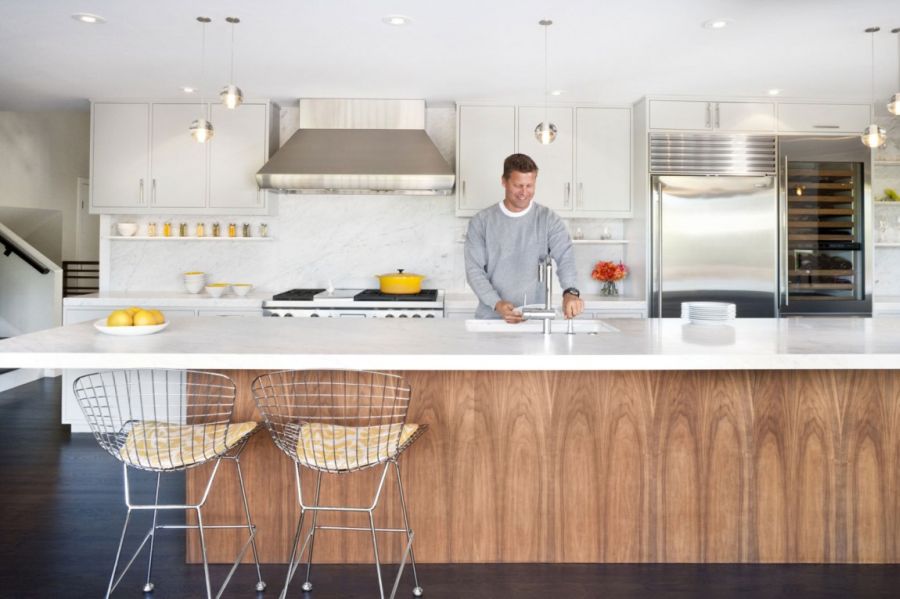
xmin=600 ymin=280 xmax=619 ymax=296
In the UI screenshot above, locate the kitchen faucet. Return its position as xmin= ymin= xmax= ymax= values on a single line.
xmin=521 ymin=255 xmax=558 ymax=334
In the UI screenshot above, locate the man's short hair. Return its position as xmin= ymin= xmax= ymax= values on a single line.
xmin=502 ymin=154 xmax=538 ymax=179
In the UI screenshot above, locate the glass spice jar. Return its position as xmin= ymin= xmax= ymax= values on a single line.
xmin=163 ymin=222 xmax=172 ymax=237
xmin=212 ymin=222 xmax=220 ymax=237
xmin=196 ymin=222 xmax=205 ymax=237
xmin=228 ymin=223 xmax=237 ymax=238
xmin=147 ymin=222 xmax=157 ymax=237
xmin=259 ymin=223 xmax=268 ymax=237
xmin=179 ymin=222 xmax=188 ymax=237
xmin=242 ymin=223 xmax=251 ymax=238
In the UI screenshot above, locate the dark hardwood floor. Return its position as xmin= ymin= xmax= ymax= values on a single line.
xmin=0 ymin=376 xmax=898 ymax=598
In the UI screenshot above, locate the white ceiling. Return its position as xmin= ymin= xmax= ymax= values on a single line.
xmin=1 ymin=0 xmax=898 ymax=112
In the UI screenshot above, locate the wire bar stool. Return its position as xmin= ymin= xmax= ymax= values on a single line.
xmin=73 ymin=369 xmax=266 ymax=598
xmin=251 ymin=369 xmax=427 ymax=599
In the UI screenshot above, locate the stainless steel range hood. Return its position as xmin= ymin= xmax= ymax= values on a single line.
xmin=257 ymin=99 xmax=455 ymax=195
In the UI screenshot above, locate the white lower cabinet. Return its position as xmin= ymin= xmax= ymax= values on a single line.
xmin=61 ymin=304 xmax=260 ymax=431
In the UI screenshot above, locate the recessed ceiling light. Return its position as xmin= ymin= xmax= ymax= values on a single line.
xmin=767 ymin=89 xmax=781 ymax=96
xmin=551 ymin=90 xmax=565 ymax=96
xmin=72 ymin=13 xmax=106 ymax=24
xmin=702 ymin=18 xmax=732 ymax=29
xmin=382 ymin=15 xmax=411 ymax=26
xmin=182 ymin=87 xmax=196 ymax=94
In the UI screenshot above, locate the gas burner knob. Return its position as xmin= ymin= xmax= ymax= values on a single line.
xmin=268 ymin=313 xmax=279 ymax=317
xmin=310 ymin=313 xmax=319 ymax=317
xmin=385 ymin=314 xmax=395 ymax=318
xmin=284 ymin=313 xmax=294 ymax=317
xmin=425 ymin=314 xmax=435 ymax=318
xmin=412 ymin=314 xmax=422 ymax=318
xmin=399 ymin=314 xmax=408 ymax=318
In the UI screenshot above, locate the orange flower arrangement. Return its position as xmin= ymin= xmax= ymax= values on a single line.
xmin=591 ymin=260 xmax=628 ymax=282
xmin=592 ymin=261 xmax=628 ymax=296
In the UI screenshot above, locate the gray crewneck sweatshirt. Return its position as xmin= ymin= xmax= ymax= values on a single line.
xmin=464 ymin=201 xmax=578 ymax=319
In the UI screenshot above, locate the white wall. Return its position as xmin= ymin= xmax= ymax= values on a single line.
xmin=106 ymin=105 xmax=628 ymax=296
xmin=0 ymin=111 xmax=90 ymax=262
xmin=0 ymin=223 xmax=62 ymax=335
xmin=872 ymin=115 xmax=900 ymax=295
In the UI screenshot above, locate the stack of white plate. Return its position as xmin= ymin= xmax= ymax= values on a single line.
xmin=681 ymin=302 xmax=736 ymax=325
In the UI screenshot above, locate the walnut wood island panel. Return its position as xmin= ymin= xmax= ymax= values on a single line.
xmin=189 ymin=368 xmax=900 ymax=564
xmin=1 ymin=316 xmax=898 ymax=564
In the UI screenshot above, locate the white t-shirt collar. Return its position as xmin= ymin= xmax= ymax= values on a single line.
xmin=499 ymin=199 xmax=534 ymax=218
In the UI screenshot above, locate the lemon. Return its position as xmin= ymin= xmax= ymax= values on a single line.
xmin=125 ymin=306 xmax=143 ymax=315
xmin=107 ymin=310 xmax=133 ymax=327
xmin=148 ymin=309 xmax=166 ymax=324
xmin=132 ymin=310 xmax=157 ymax=327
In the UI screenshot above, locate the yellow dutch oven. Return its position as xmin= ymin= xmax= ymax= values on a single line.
xmin=376 ymin=269 xmax=426 ymax=294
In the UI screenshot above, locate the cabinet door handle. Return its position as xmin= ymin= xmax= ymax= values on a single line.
xmin=564 ymin=182 xmax=571 ymax=207
xmin=813 ymin=124 xmax=840 ymax=129
xmin=139 ymin=178 xmax=144 ymax=204
xmin=705 ymin=103 xmax=712 ymax=128
xmin=151 ymin=179 xmax=157 ymax=205
xmin=461 ymin=180 xmax=466 ymax=204
xmin=577 ymin=182 xmax=584 ymax=208
xmin=715 ymin=103 xmax=721 ymax=128
xmin=781 ymin=155 xmax=789 ymax=308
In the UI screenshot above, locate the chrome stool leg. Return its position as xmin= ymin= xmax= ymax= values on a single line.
xmin=143 ymin=472 xmax=162 ymax=593
xmin=281 ymin=508 xmax=308 ymax=599
xmin=195 ymin=506 xmax=213 ymax=599
xmin=233 ymin=453 xmax=267 ymax=592
xmin=393 ymin=461 xmax=423 ymax=597
xmin=302 ymin=471 xmax=323 ymax=592
xmin=106 ymin=507 xmax=133 ymax=599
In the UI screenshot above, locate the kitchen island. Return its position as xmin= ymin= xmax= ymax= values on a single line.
xmin=1 ymin=317 xmax=899 ymax=564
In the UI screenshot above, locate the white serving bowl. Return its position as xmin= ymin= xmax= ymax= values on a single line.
xmin=231 ymin=283 xmax=253 ymax=297
xmin=116 ymin=222 xmax=138 ymax=237
xmin=205 ymin=283 xmax=229 ymax=298
xmin=184 ymin=279 xmax=205 ymax=294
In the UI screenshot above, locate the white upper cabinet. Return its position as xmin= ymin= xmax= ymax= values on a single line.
xmin=90 ymin=100 xmax=272 ymax=215
xmin=90 ymin=103 xmax=150 ymax=208
xmin=649 ymin=99 xmax=775 ymax=132
xmin=456 ymin=103 xmax=632 ymax=218
xmin=776 ymin=103 xmax=871 ymax=133
xmin=518 ymin=107 xmax=574 ymax=211
xmin=149 ymin=103 xmax=206 ymax=208
xmin=575 ymin=107 xmax=631 ymax=216
xmin=457 ymin=105 xmax=515 ymax=213
xmin=208 ymin=103 xmax=267 ymax=209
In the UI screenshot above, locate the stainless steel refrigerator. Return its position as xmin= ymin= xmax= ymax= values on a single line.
xmin=650 ymin=134 xmax=778 ymax=317
xmin=650 ymin=133 xmax=872 ymax=318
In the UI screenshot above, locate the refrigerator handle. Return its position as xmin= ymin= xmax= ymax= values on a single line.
xmin=780 ymin=155 xmax=789 ymax=308
xmin=652 ymin=177 xmax=662 ymax=317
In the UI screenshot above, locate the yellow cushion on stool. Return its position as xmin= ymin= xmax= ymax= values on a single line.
xmin=118 ymin=421 xmax=258 ymax=470
xmin=294 ymin=422 xmax=420 ymax=471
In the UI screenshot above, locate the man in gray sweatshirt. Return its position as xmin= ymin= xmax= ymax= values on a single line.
xmin=464 ymin=153 xmax=584 ymax=321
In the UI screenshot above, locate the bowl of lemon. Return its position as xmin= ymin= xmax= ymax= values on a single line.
xmin=94 ymin=306 xmax=168 ymax=336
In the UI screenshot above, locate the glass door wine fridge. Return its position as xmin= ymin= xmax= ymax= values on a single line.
xmin=778 ymin=136 xmax=872 ymax=316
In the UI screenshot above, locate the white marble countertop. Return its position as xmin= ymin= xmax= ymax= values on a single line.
xmin=2 ymin=316 xmax=900 ymax=371
xmin=64 ymin=291 xmax=271 ymax=309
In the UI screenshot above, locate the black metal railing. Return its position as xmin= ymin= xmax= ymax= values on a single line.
xmin=0 ymin=231 xmax=50 ymax=275
xmin=63 ymin=261 xmax=99 ymax=297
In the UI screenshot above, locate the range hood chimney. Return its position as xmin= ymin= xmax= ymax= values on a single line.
xmin=257 ymin=99 xmax=455 ymax=195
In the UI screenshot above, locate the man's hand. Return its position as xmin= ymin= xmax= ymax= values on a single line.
xmin=562 ymin=293 xmax=584 ymax=319
xmin=494 ymin=300 xmax=524 ymax=323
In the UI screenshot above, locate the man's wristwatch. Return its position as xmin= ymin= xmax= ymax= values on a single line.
xmin=563 ymin=287 xmax=580 ymax=298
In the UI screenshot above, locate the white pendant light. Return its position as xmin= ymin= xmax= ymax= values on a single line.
xmin=534 ymin=19 xmax=557 ymax=145
xmin=888 ymin=27 xmax=900 ymax=116
xmin=861 ymin=26 xmax=886 ymax=148
xmin=220 ymin=17 xmax=244 ymax=109
xmin=190 ymin=16 xmax=214 ymax=143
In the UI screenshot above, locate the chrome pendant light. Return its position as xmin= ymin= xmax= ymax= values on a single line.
xmin=190 ymin=16 xmax=214 ymax=143
xmin=220 ymin=17 xmax=244 ymax=109
xmin=534 ymin=19 xmax=557 ymax=145
xmin=888 ymin=27 xmax=899 ymax=116
xmin=861 ymin=26 xmax=886 ymax=148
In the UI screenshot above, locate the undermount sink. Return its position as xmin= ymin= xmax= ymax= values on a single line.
xmin=465 ymin=319 xmax=619 ymax=334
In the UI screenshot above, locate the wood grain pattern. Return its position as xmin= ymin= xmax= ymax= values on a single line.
xmin=188 ymin=369 xmax=900 ymax=564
